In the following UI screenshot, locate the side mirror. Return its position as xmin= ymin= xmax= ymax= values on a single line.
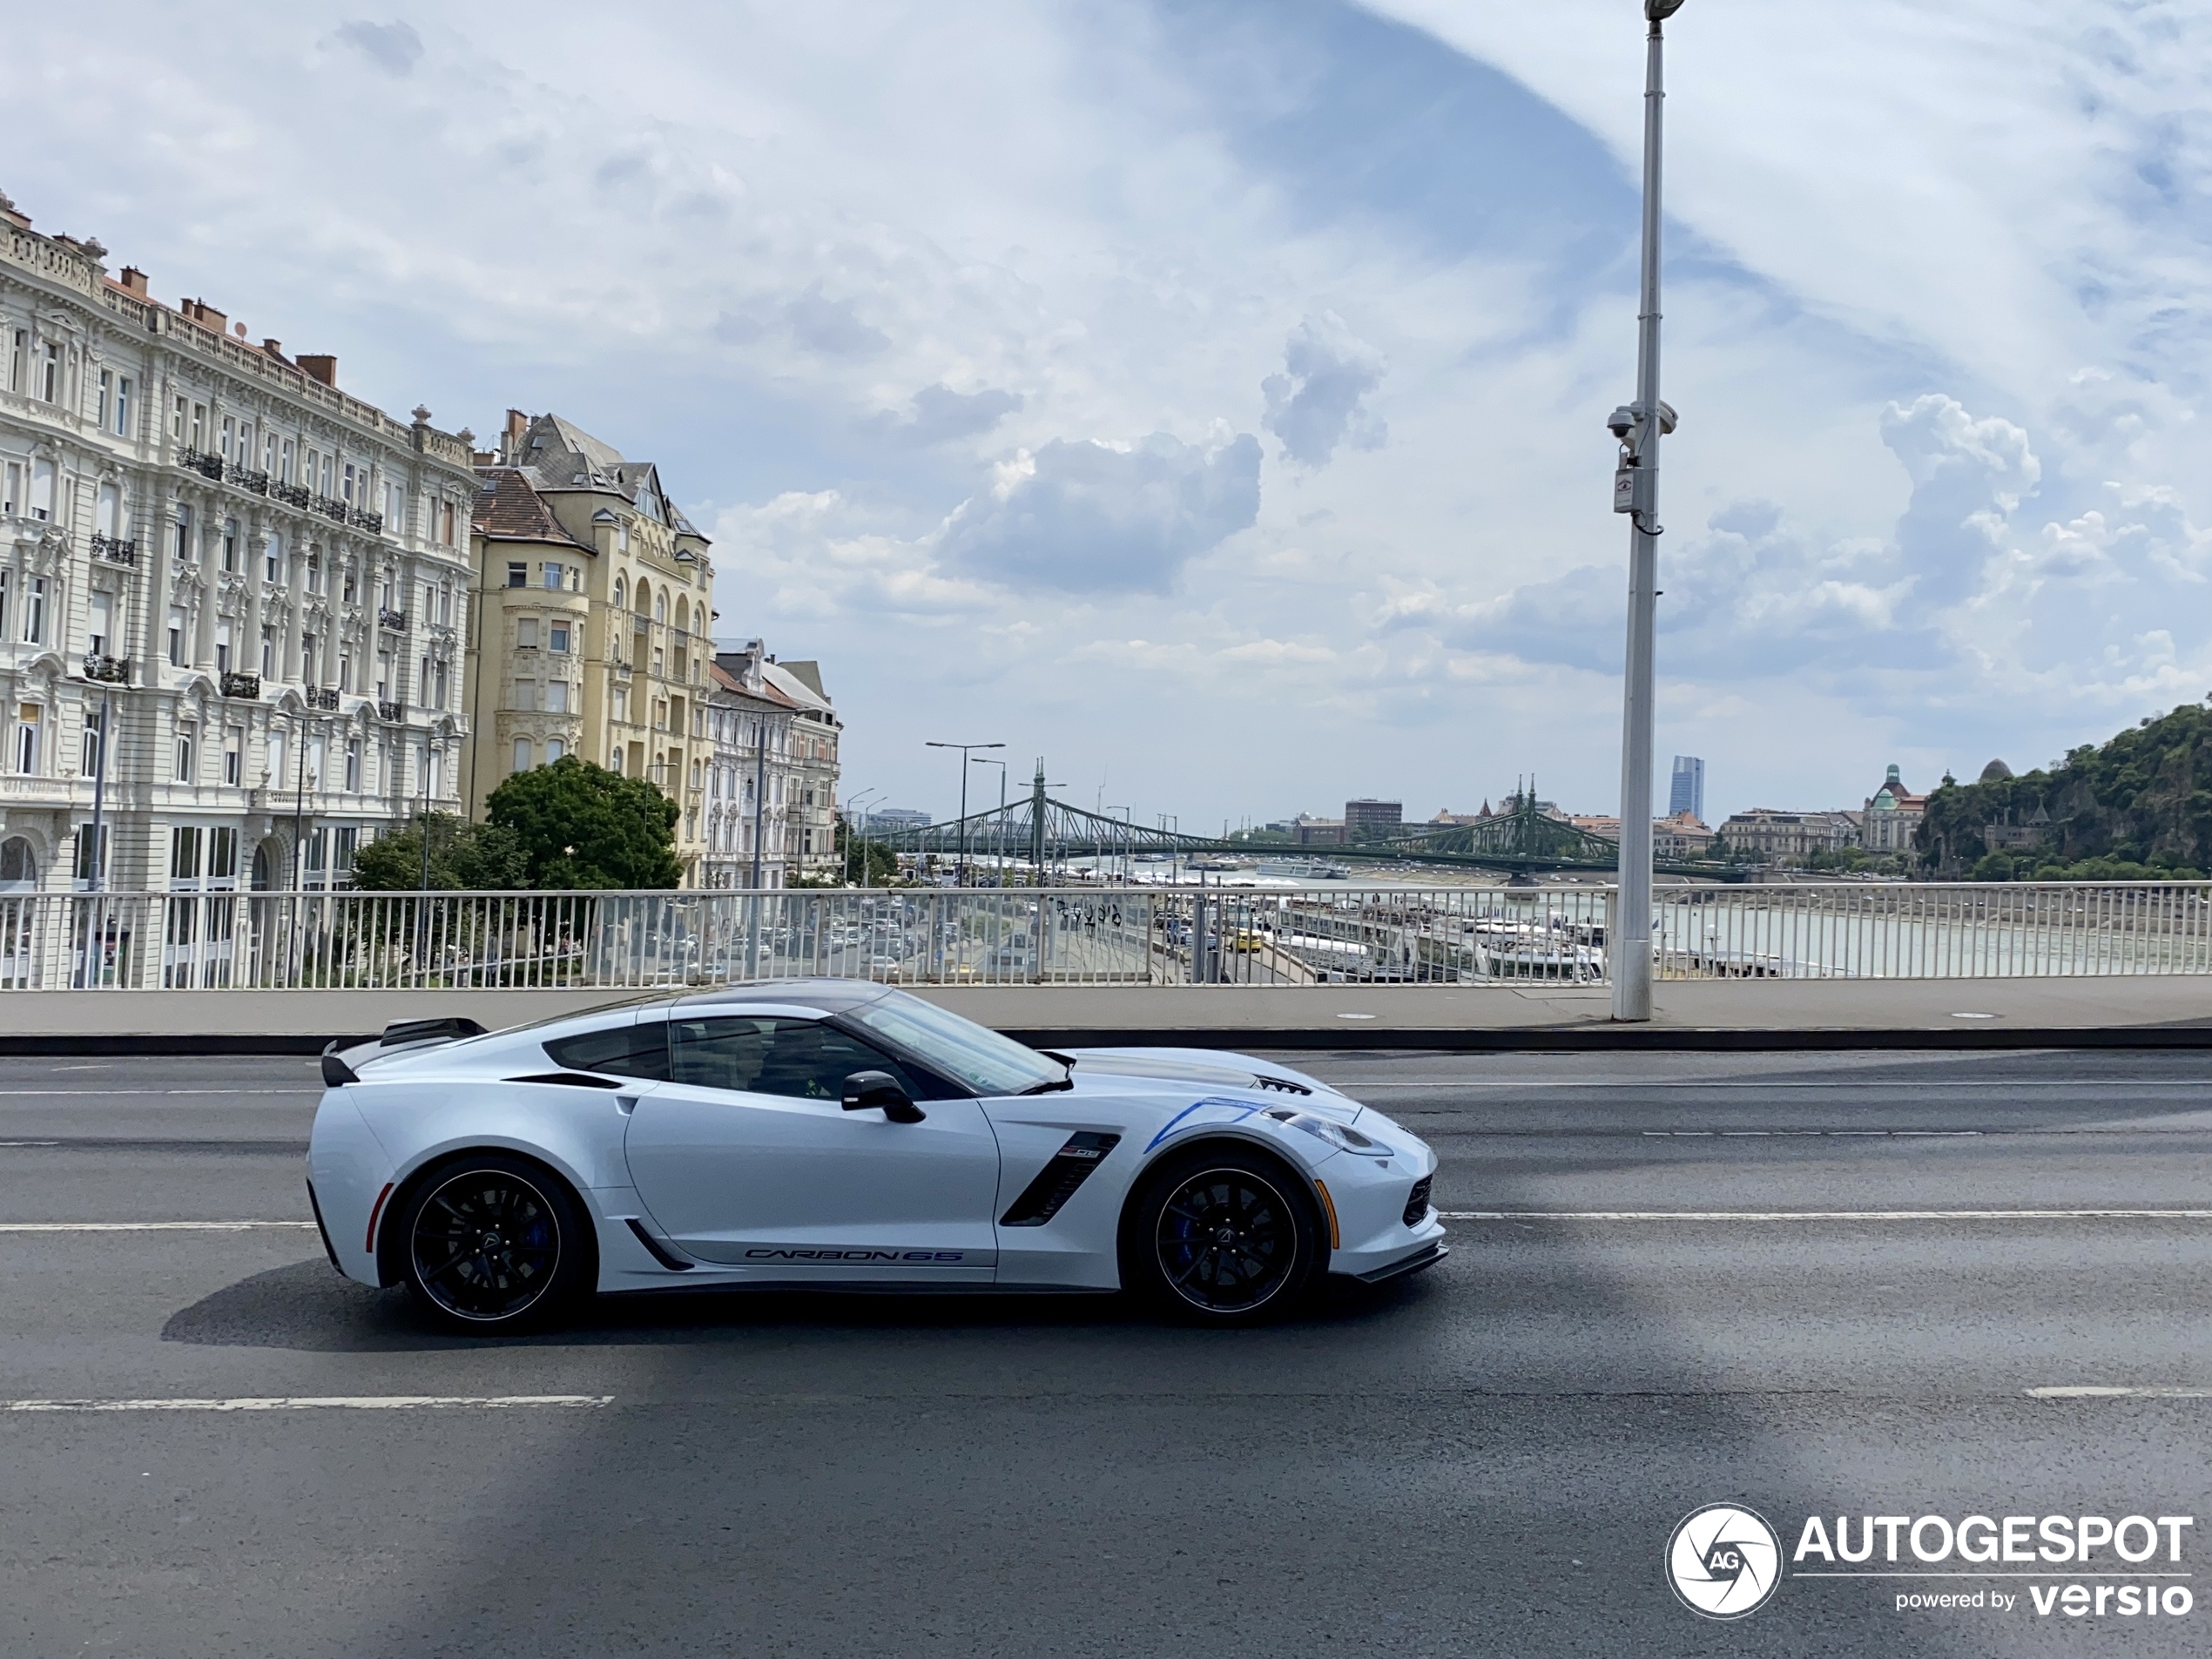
xmin=842 ymin=1069 xmax=925 ymax=1123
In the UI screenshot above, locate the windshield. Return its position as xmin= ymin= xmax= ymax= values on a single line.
xmin=849 ymin=989 xmax=1065 ymax=1097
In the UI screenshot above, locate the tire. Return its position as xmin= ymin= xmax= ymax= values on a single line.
xmin=1123 ymin=1145 xmax=1323 ymax=1324
xmin=397 ymin=1153 xmax=590 ymax=1334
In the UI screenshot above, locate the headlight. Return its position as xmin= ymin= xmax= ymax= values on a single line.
xmin=1266 ymin=1109 xmax=1384 ymax=1156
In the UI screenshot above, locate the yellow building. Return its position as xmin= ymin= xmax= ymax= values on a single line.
xmin=462 ymin=412 xmax=716 ymax=882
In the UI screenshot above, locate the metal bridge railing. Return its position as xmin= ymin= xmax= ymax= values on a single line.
xmin=0 ymin=882 xmax=2204 ymax=992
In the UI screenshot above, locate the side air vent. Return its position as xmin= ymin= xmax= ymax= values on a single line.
xmin=506 ymin=1071 xmax=626 ymax=1089
xmin=1249 ymin=1075 xmax=1312 ymax=1096
xmin=1000 ymin=1132 xmax=1122 ymax=1227
xmin=1403 ymin=1175 xmax=1433 ymax=1229
xmin=624 ymin=1217 xmax=694 ymax=1271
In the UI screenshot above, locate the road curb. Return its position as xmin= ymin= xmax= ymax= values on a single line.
xmin=3 ymin=1025 xmax=2212 ymax=1056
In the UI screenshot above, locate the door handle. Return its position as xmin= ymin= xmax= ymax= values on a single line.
xmin=616 ymin=1094 xmax=639 ymax=1116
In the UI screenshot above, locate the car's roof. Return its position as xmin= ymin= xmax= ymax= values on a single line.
xmin=664 ymin=978 xmax=897 ymax=1016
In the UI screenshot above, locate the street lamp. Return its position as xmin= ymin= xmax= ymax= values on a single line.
xmin=846 ymin=787 xmax=886 ymax=887
xmin=925 ymin=740 xmax=1002 ymax=887
xmin=1608 ymin=0 xmax=1686 ymax=1023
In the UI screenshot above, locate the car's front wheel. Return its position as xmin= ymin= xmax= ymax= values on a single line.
xmin=399 ymin=1154 xmax=589 ymax=1334
xmin=1125 ymin=1146 xmax=1322 ymax=1324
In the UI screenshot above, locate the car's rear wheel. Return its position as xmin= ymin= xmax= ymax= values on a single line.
xmin=1125 ymin=1146 xmax=1321 ymax=1324
xmin=399 ymin=1154 xmax=588 ymax=1334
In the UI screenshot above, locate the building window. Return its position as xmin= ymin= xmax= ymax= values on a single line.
xmin=39 ymin=342 xmax=59 ymax=403
xmin=171 ymin=826 xmax=203 ymax=882
xmin=513 ymin=681 xmax=536 ymax=713
xmin=74 ymin=823 xmax=107 ymax=885
xmin=260 ymin=628 xmax=276 ymax=679
xmin=339 ymin=651 xmax=353 ymax=693
xmin=549 ymin=622 xmax=570 ymax=653
xmin=96 ymin=482 xmax=118 ymax=537
xmin=516 ymin=617 xmax=538 ymax=650
xmin=266 ymin=534 xmax=284 ymax=585
xmin=224 ymin=726 xmax=243 ymax=786
xmin=98 ymin=369 xmax=112 ymax=428
xmin=3 ymin=462 xmax=17 ymax=515
xmin=612 ymin=577 xmax=625 ymax=609
xmin=433 ymin=660 xmax=448 ymax=710
xmin=507 ymin=562 xmax=527 ymax=588
xmin=209 ymin=827 xmax=237 ymax=882
xmin=30 ymin=457 xmax=53 ymax=521
xmin=344 ymin=738 xmax=361 ymax=792
xmin=333 ymin=827 xmax=357 ymax=883
xmin=88 ymin=591 xmax=112 ymax=658
xmin=439 ymin=501 xmax=456 ymax=546
xmin=23 ymin=577 xmax=45 ymax=645
xmin=375 ymin=651 xmax=391 ymax=700
xmin=176 ymin=725 xmax=196 ymax=783
xmin=546 ymin=681 xmax=569 ymax=714
xmin=191 ymin=403 xmax=206 ymax=449
xmin=547 ymin=738 xmax=565 ymax=764
xmin=167 ymin=609 xmax=185 ymax=667
xmin=9 ymin=331 xmax=25 ymax=392
xmin=216 ymin=620 xmax=233 ymax=675
xmin=81 ymin=716 xmax=101 ymax=778
xmin=513 ymin=738 xmax=532 ymax=772
xmin=115 ymin=376 xmax=132 ymax=437
xmin=543 ymin=562 xmax=562 ymax=591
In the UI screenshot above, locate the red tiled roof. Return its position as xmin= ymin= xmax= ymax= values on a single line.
xmin=471 ymin=468 xmax=588 ymax=548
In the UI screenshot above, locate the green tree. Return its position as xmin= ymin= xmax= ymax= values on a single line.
xmin=351 ymin=813 xmax=531 ymax=891
xmin=487 ymin=756 xmax=681 ymax=889
xmin=1918 ymin=701 xmax=2212 ymax=878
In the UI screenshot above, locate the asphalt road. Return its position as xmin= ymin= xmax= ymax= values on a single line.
xmin=1 ymin=1048 xmax=2209 ymax=1656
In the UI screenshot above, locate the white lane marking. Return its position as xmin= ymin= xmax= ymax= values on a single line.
xmin=1331 ymin=1078 xmax=2212 ymax=1089
xmin=0 ymin=1142 xmax=59 ymax=1148
xmin=0 ymin=1089 xmax=314 ymax=1097
xmin=1640 ymin=1129 xmax=1982 ymax=1138
xmin=2027 ymin=1386 xmax=2212 ymax=1400
xmin=0 ymin=1221 xmax=314 ymax=1232
xmin=1440 ymin=1209 xmax=2212 ymax=1222
xmin=0 ymin=1395 xmax=612 ymax=1413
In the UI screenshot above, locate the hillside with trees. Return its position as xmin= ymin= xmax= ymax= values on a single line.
xmin=1917 ymin=702 xmax=2212 ymax=880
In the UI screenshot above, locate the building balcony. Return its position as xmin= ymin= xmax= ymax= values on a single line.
xmin=271 ymin=482 xmax=313 ymax=510
xmin=219 ymin=672 xmax=261 ymax=699
xmin=177 ymin=448 xmax=224 ymax=481
xmin=314 ymin=495 xmax=347 ymax=523
xmin=376 ymin=700 xmax=405 ymax=723
xmin=349 ymin=507 xmax=384 ymax=534
xmin=82 ymin=653 xmax=131 ymax=685
xmin=305 ymin=686 xmax=340 ymax=711
xmin=377 ymin=608 xmax=408 ymax=633
xmin=226 ymin=462 xmax=271 ymax=496
xmin=91 ymin=533 xmax=137 ymax=567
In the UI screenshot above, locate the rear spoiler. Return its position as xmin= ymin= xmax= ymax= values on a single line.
xmin=321 ymin=1016 xmax=489 ymax=1087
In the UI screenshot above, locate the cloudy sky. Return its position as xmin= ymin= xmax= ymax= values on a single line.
xmin=18 ymin=1 xmax=2212 ymax=825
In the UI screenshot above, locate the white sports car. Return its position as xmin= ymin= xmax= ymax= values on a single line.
xmin=307 ymin=981 xmax=1446 ymax=1332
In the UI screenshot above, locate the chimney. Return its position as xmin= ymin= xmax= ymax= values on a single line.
xmin=260 ymin=339 xmax=287 ymax=361
xmin=117 ymin=266 xmax=149 ymax=297
xmin=184 ymin=299 xmax=227 ymax=332
xmin=297 ymin=354 xmax=337 ymax=387
xmin=503 ymin=408 xmax=528 ymax=464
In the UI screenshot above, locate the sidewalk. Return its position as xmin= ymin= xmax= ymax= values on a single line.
xmin=0 ymin=976 xmax=2207 ymax=1053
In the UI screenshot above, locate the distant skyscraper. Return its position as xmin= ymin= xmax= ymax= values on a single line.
xmin=1669 ymin=756 xmax=1705 ymax=821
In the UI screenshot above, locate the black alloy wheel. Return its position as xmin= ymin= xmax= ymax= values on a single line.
xmin=1131 ymin=1147 xmax=1320 ymax=1322
xmin=401 ymin=1156 xmax=583 ymax=1332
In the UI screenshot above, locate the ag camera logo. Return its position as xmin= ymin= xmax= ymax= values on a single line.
xmin=1668 ymin=1503 xmax=1783 ymax=1620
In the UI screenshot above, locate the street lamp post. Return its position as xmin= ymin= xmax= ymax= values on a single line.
xmin=925 ymin=740 xmax=1002 ymax=887
xmin=1608 ymin=0 xmax=1686 ymax=1023
xmin=846 ymin=787 xmax=885 ymax=888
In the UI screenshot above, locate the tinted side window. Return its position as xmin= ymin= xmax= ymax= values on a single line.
xmin=544 ymin=1020 xmax=671 ymax=1081
xmin=669 ymin=1016 xmax=922 ymax=1102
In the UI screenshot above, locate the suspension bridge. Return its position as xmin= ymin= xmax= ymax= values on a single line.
xmin=864 ymin=765 xmax=1736 ymax=878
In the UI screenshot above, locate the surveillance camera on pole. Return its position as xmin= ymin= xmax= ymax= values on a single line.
xmin=1608 ymin=0 xmax=1685 ymax=1022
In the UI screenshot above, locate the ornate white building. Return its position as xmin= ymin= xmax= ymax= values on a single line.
xmin=0 ymin=192 xmax=476 ymax=941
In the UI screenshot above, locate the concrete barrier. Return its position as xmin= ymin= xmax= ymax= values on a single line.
xmin=2 ymin=975 xmax=2209 ymax=1053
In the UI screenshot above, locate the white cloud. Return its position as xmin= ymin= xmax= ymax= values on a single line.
xmin=1261 ymin=311 xmax=1386 ymax=467
xmin=937 ymin=430 xmax=1262 ymax=595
